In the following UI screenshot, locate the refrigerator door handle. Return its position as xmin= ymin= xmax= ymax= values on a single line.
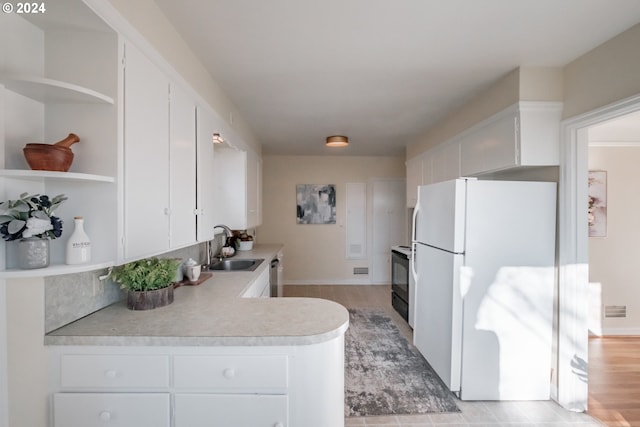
xmin=411 ymin=201 xmax=419 ymax=281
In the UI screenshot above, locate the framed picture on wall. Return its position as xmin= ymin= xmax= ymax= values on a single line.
xmin=588 ymin=170 xmax=607 ymax=237
xmin=296 ymin=184 xmax=336 ymax=224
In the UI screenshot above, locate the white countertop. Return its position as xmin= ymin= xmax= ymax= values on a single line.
xmin=45 ymin=244 xmax=349 ymax=347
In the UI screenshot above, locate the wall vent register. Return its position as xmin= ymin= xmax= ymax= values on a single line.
xmin=604 ymin=305 xmax=627 ymax=318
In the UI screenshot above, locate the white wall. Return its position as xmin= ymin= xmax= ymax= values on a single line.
xmin=563 ymin=24 xmax=640 ymax=120
xmin=259 ymin=155 xmax=405 ymax=284
xmin=588 ymin=145 xmax=640 ymax=335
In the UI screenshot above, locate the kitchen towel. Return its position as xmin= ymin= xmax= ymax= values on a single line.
xmin=345 ymin=308 xmax=460 ymax=417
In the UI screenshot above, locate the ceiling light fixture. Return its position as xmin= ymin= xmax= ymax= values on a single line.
xmin=326 ymin=135 xmax=349 ymax=148
xmin=212 ymin=133 xmax=224 ymax=144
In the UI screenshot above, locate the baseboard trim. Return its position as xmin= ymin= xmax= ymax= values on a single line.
xmin=590 ymin=328 xmax=640 ymax=337
xmin=283 ymin=280 xmax=389 ymax=286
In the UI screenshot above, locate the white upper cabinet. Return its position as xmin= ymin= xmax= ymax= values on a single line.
xmin=213 ymin=144 xmax=262 ymax=231
xmin=459 ymin=102 xmax=563 ymax=176
xmin=123 ymin=41 xmax=204 ymax=260
xmin=122 ymin=42 xmax=170 ymax=260
xmin=405 ymin=150 xmax=436 ymax=208
xmin=169 ymin=84 xmax=197 ymax=249
xmin=246 ymin=149 xmax=262 ymax=228
xmin=421 ymin=151 xmax=433 ymax=185
xmin=405 ymin=155 xmax=422 ymax=208
xmin=431 ymin=140 xmax=460 ymax=183
xmin=406 ymin=102 xmax=562 ymax=211
xmin=195 ymin=107 xmax=218 ymax=242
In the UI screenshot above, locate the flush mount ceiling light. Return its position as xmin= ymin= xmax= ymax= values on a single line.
xmin=212 ymin=133 xmax=224 ymax=144
xmin=326 ymin=135 xmax=349 ymax=148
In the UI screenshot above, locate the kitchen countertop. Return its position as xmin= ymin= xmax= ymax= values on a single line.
xmin=45 ymin=244 xmax=349 ymax=347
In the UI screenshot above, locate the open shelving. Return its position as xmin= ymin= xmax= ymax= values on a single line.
xmin=0 ymin=261 xmax=114 ymax=279
xmin=0 ymin=75 xmax=114 ymax=105
xmin=1 ymin=4 xmax=121 ymax=277
xmin=0 ymin=169 xmax=115 ymax=183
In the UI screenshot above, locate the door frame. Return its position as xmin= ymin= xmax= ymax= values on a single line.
xmin=557 ymin=93 xmax=640 ymax=411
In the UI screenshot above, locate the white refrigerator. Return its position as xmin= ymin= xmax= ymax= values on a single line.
xmin=411 ymin=178 xmax=556 ymax=401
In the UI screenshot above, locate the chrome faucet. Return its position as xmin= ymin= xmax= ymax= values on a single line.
xmin=212 ymin=224 xmax=235 ymax=261
xmin=214 ymin=224 xmax=233 ymax=238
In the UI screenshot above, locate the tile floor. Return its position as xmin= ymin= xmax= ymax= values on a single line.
xmin=284 ymin=285 xmax=605 ymax=427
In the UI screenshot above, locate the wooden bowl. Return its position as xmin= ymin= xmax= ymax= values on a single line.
xmin=23 ymin=143 xmax=74 ymax=172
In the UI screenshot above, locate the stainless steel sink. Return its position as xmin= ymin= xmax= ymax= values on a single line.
xmin=206 ymin=258 xmax=264 ymax=272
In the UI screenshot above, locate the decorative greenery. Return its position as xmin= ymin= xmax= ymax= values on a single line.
xmin=0 ymin=193 xmax=67 ymax=241
xmin=110 ymin=257 xmax=180 ymax=292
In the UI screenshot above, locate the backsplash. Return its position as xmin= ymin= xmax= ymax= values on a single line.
xmin=45 ymin=268 xmax=122 ymax=333
xmin=45 ymin=235 xmax=226 ymax=333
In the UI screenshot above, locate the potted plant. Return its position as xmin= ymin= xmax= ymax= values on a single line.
xmin=110 ymin=257 xmax=180 ymax=310
xmin=0 ymin=193 xmax=67 ymax=269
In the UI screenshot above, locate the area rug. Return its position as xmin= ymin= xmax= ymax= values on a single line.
xmin=345 ymin=308 xmax=460 ymax=417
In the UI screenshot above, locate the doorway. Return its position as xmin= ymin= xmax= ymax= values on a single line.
xmin=587 ymin=111 xmax=640 ymax=336
xmin=557 ymin=94 xmax=640 ymax=412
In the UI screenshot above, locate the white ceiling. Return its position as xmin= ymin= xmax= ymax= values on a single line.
xmin=154 ymin=0 xmax=640 ymax=156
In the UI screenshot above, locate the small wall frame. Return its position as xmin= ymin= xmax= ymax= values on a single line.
xmin=588 ymin=170 xmax=607 ymax=237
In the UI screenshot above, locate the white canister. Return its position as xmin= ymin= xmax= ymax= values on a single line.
xmin=183 ymin=258 xmax=201 ymax=282
xmin=66 ymin=216 xmax=92 ymax=264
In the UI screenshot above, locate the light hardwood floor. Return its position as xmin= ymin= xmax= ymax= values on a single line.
xmin=284 ymin=284 xmax=605 ymax=426
xmin=588 ymin=336 xmax=640 ymax=426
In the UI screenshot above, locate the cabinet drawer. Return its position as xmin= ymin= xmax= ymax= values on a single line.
xmin=174 ymin=355 xmax=288 ymax=390
xmin=60 ymin=355 xmax=169 ymax=389
xmin=53 ymin=393 xmax=170 ymax=427
xmin=174 ymin=393 xmax=287 ymax=427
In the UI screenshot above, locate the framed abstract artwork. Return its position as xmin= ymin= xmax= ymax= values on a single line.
xmin=296 ymin=184 xmax=336 ymax=224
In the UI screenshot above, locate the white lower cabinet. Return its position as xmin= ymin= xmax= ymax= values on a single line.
xmin=242 ymin=266 xmax=270 ymax=298
xmin=49 ymin=339 xmax=344 ymax=427
xmin=174 ymin=394 xmax=288 ymax=427
xmin=53 ymin=393 xmax=170 ymax=427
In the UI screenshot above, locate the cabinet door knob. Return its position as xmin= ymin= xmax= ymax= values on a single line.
xmin=104 ymin=369 xmax=117 ymax=379
xmin=99 ymin=411 xmax=112 ymax=421
xmin=223 ymin=368 xmax=235 ymax=379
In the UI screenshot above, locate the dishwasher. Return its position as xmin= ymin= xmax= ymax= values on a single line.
xmin=269 ymin=257 xmax=280 ymax=297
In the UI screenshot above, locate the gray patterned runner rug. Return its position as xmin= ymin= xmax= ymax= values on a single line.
xmin=345 ymin=308 xmax=460 ymax=417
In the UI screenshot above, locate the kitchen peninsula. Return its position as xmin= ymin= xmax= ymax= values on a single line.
xmin=45 ymin=245 xmax=349 ymax=427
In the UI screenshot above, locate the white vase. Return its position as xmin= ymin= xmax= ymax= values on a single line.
xmin=66 ymin=216 xmax=91 ymax=264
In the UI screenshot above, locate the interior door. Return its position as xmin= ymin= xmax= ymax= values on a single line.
xmin=371 ymin=179 xmax=406 ymax=284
